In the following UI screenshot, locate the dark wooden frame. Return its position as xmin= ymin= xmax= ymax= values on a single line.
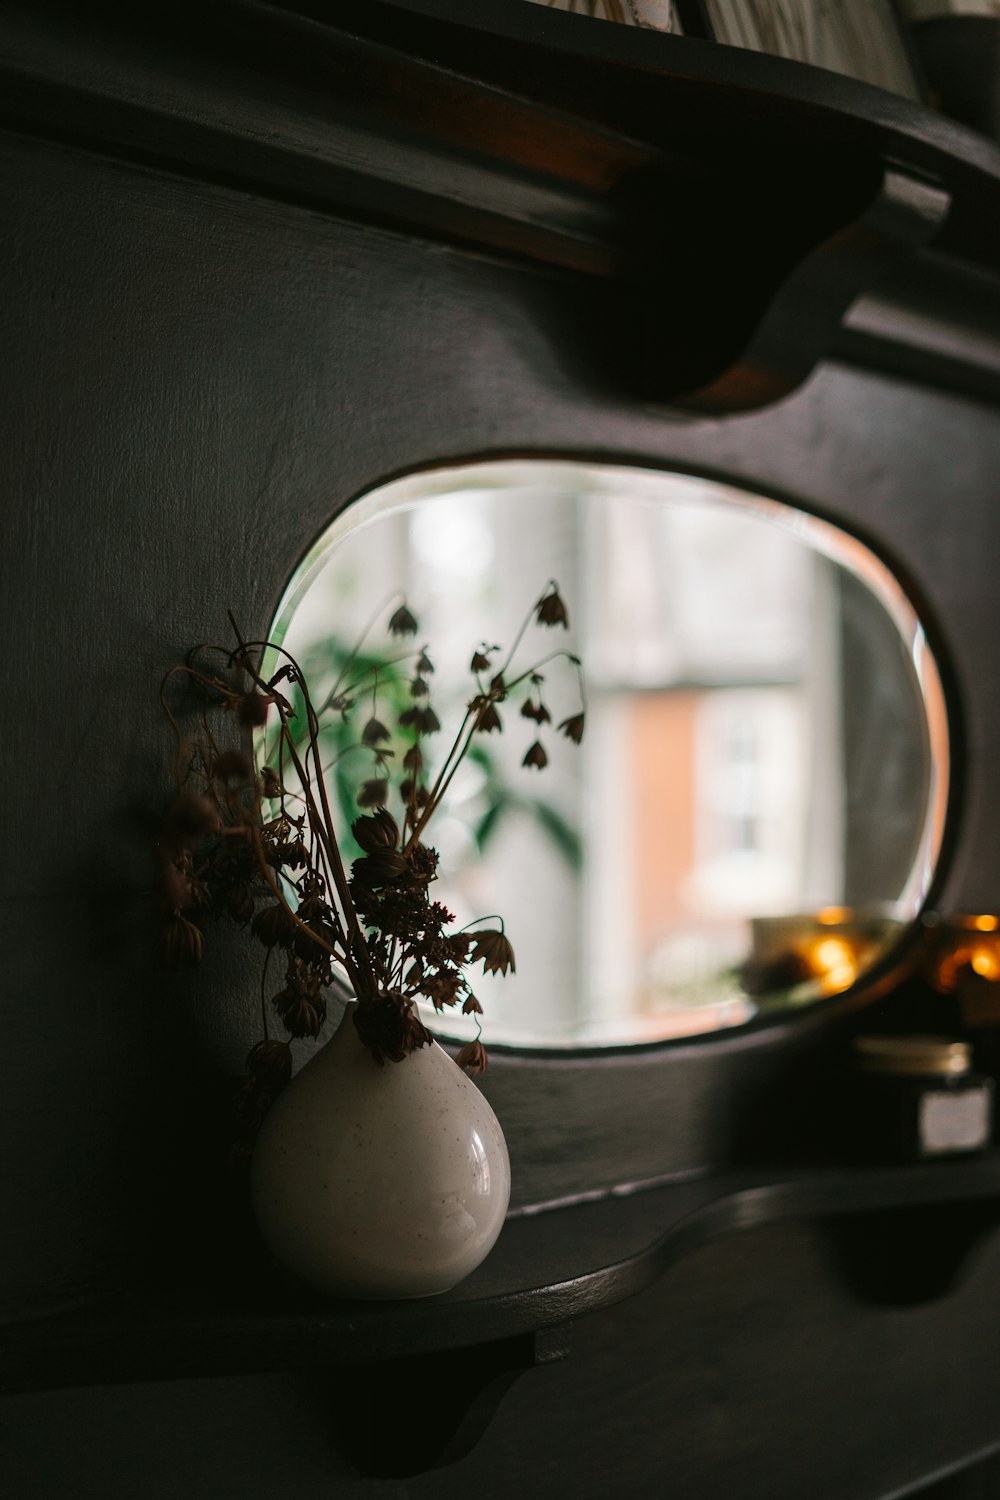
xmin=7 ymin=2 xmax=1000 ymax=1491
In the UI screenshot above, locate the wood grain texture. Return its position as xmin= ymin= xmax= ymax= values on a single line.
xmin=5 ymin=2 xmax=1000 ymax=1493
xmin=4 ymin=1218 xmax=1000 ymax=1497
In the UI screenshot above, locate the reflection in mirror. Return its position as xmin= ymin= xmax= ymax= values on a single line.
xmin=268 ymin=461 xmax=948 ymax=1048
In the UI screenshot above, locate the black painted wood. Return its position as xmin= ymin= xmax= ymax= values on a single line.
xmin=5 ymin=1156 xmax=1000 ymax=1398
xmin=6 ymin=1219 xmax=1000 ymax=1499
xmin=3 ymin=0 xmax=1000 ymax=408
xmin=910 ymin=18 xmax=1000 ymax=146
xmin=6 ymin=2 xmax=1000 ymax=1494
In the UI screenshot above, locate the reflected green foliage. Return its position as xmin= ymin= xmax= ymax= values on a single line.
xmin=266 ymin=634 xmax=582 ymax=874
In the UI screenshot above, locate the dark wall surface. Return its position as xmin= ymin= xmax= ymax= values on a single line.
xmin=6 ymin=4 xmax=1000 ymax=1495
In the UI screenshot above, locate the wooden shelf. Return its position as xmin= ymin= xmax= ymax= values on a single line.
xmin=5 ymin=1154 xmax=1000 ymax=1399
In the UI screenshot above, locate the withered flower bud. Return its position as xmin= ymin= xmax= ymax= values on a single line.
xmin=522 ymin=740 xmax=548 ymax=770
xmin=352 ymin=807 xmax=399 ymax=852
xmin=251 ymin=901 xmax=296 ymax=949
xmin=404 ymin=1007 xmax=433 ymax=1052
xmin=418 ymin=706 xmax=440 ymax=735
xmin=416 ymin=650 xmax=434 ymax=675
xmin=361 ymin=717 xmax=390 ymax=747
xmin=457 ymin=1039 xmax=488 ymax=1076
xmin=410 ymin=676 xmax=429 ymax=698
xmin=448 ymin=934 xmax=473 ymax=963
xmin=462 ymin=994 xmax=483 ymax=1015
xmin=261 ymin=767 xmax=282 ymax=798
xmin=352 ymin=990 xmax=410 ymax=1065
xmin=425 ymin=969 xmax=463 ymax=1010
xmin=407 ymin=843 xmax=439 ymax=883
xmin=293 ymin=916 xmax=338 ymax=961
xmin=398 ymin=706 xmax=422 ymax=730
xmin=357 ymin=778 xmax=390 ymax=809
xmin=154 ymin=913 xmax=205 ymax=969
xmin=475 ymin=703 xmax=502 ymax=734
xmin=280 ymin=995 xmax=326 ymax=1038
xmin=237 ymin=692 xmax=272 ymax=728
xmin=226 ymin=882 xmax=256 ymax=925
xmin=405 ymin=958 xmax=425 ymax=987
xmin=402 ymin=744 xmax=423 ymax=773
xmin=470 ymin=650 xmax=491 ymax=673
xmin=399 ymin=779 xmax=430 ymax=808
xmin=275 ymin=839 xmax=307 ymax=871
xmin=521 ymin=700 xmax=551 ymax=724
xmin=213 ymin=749 xmax=253 ymax=782
xmin=246 ymin=1039 xmax=293 ymax=1093
xmin=184 ymin=875 xmax=210 ymax=910
xmin=536 ymin=586 xmax=569 ymax=629
xmin=388 ymin=603 xmax=419 ymax=636
xmin=165 ymin=792 xmax=222 ymax=846
xmin=558 ymin=712 xmax=586 ymax=745
xmin=154 ymin=858 xmax=192 ymax=914
xmin=352 ymin=847 xmax=408 ymax=887
xmin=470 ymin=929 xmax=516 ymax=975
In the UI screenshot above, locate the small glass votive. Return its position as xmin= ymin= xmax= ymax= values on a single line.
xmin=852 ymin=1034 xmax=993 ymax=1163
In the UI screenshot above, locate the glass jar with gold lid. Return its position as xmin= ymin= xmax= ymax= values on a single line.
xmin=852 ymin=1034 xmax=993 ymax=1162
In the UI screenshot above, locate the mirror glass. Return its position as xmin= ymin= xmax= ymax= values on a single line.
xmin=267 ymin=461 xmax=948 ymax=1048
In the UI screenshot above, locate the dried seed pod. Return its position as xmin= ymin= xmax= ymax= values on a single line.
xmin=279 ymin=995 xmax=326 ymax=1038
xmin=352 ymin=848 xmax=408 ymax=888
xmin=213 ymin=749 xmax=254 ymax=782
xmin=449 ymin=934 xmax=474 ymax=963
xmin=470 ymin=650 xmax=491 ymax=673
xmin=251 ymin=902 xmax=296 ymax=949
xmin=164 ymin=792 xmax=222 ymax=846
xmin=456 ymin=1039 xmax=488 ymax=1075
xmin=522 ymin=740 xmax=548 ymax=770
xmin=470 ymin=929 xmax=516 ymax=976
xmin=558 ymin=712 xmax=586 ymax=744
xmin=407 ymin=843 xmax=439 ymax=883
xmin=352 ymin=990 xmax=412 ymax=1065
xmin=237 ymin=692 xmax=272 ymax=728
xmin=274 ymin=839 xmax=307 ymax=871
xmin=475 ymin=703 xmax=502 ymax=734
xmin=361 ymin=717 xmax=390 ymax=747
xmin=357 ymin=778 xmax=390 ymax=809
xmin=352 ymin=808 xmax=400 ymax=852
xmin=536 ymin=586 xmax=569 ymax=628
xmin=388 ymin=603 xmax=418 ymax=636
xmin=225 ymin=882 xmax=256 ymax=925
xmin=154 ymin=858 xmax=193 ymax=914
xmin=399 ymin=779 xmax=430 ymax=808
xmin=154 ymin=913 xmax=205 ymax=969
xmin=245 ymin=1039 xmax=293 ymax=1093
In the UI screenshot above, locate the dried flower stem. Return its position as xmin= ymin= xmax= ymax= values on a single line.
xmin=234 ymin=630 xmax=378 ymax=999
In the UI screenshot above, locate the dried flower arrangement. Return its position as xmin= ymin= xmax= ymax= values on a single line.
xmin=154 ymin=583 xmax=585 ymax=1155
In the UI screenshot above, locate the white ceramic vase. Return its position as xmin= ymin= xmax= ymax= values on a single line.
xmin=250 ymin=1007 xmax=511 ymax=1299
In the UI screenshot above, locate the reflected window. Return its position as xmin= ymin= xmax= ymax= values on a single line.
xmin=267 ymin=461 xmax=948 ymax=1048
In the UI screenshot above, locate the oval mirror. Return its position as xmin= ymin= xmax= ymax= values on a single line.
xmin=266 ymin=460 xmax=949 ymax=1048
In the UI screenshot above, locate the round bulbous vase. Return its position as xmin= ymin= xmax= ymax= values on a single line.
xmin=250 ymin=1008 xmax=511 ymax=1299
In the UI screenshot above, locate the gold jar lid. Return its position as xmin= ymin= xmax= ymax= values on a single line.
xmin=854 ymin=1034 xmax=971 ymax=1078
